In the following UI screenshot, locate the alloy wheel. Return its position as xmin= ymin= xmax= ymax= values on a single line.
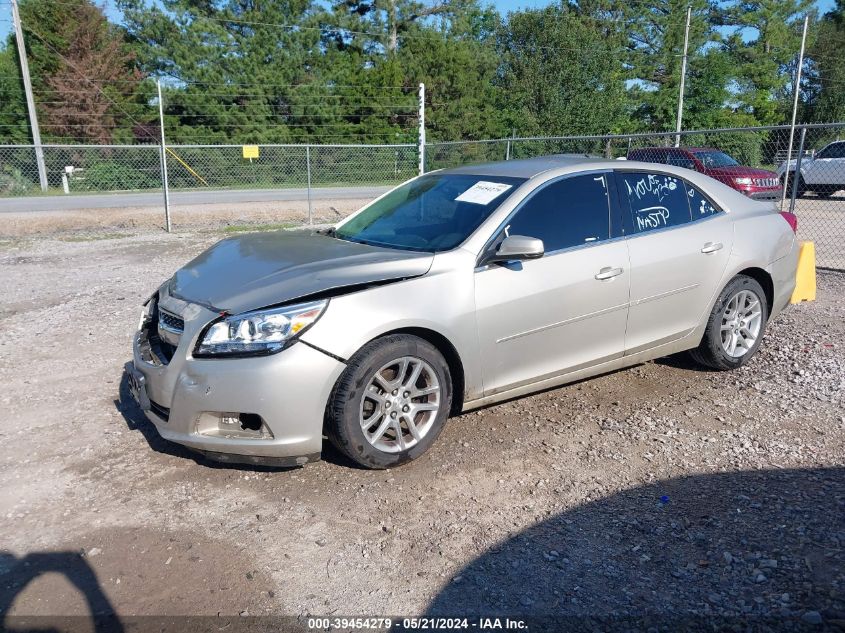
xmin=359 ymin=356 xmax=441 ymax=453
xmin=720 ymin=289 xmax=763 ymax=358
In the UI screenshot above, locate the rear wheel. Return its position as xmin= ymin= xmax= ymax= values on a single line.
xmin=810 ymin=185 xmax=839 ymax=198
xmin=690 ymin=275 xmax=768 ymax=371
xmin=326 ymin=334 xmax=452 ymax=469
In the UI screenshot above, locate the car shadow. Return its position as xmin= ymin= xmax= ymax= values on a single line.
xmin=425 ymin=467 xmax=845 ymax=630
xmin=0 ymin=551 xmax=123 ymax=633
xmin=653 ymin=351 xmax=715 ymax=372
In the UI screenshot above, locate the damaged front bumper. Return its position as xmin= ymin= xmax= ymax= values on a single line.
xmin=129 ymin=295 xmax=346 ymax=466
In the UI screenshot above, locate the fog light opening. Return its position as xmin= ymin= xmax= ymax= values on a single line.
xmin=239 ymin=413 xmax=263 ymax=432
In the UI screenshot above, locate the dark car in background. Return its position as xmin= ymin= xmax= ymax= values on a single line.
xmin=627 ymin=147 xmax=782 ymax=200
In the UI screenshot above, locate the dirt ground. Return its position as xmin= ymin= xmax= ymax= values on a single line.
xmin=0 ymin=230 xmax=843 ymax=630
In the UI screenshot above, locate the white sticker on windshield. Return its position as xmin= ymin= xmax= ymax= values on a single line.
xmin=455 ymin=181 xmax=513 ymax=205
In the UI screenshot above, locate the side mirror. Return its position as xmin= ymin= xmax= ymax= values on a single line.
xmin=490 ymin=235 xmax=545 ymax=263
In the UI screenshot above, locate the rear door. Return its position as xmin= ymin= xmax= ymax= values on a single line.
xmin=474 ymin=172 xmax=630 ymax=396
xmin=614 ymin=170 xmax=734 ymax=355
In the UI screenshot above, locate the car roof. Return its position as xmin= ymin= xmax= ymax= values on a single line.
xmin=437 ymin=153 xmax=769 ymax=214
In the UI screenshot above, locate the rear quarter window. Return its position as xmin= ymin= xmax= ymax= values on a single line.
xmin=684 ymin=181 xmax=721 ymax=218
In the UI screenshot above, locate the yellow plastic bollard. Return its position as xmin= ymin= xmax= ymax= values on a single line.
xmin=790 ymin=241 xmax=816 ymax=304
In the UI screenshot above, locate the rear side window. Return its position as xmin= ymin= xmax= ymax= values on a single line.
xmin=505 ymin=173 xmax=611 ymax=252
xmin=684 ymin=181 xmax=720 ymax=218
xmin=616 ymin=171 xmax=692 ymax=235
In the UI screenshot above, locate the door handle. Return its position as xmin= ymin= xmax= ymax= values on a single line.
xmin=595 ymin=266 xmax=624 ymax=281
xmin=701 ymin=242 xmax=723 ymax=254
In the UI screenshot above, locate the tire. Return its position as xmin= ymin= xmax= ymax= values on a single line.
xmin=783 ymin=172 xmax=805 ymax=198
xmin=326 ymin=334 xmax=452 ymax=469
xmin=690 ymin=275 xmax=769 ymax=371
xmin=811 ymin=185 xmax=839 ymax=198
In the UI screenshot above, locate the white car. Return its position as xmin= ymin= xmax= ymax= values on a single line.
xmin=778 ymin=140 xmax=845 ymax=197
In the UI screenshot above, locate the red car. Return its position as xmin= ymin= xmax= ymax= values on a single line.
xmin=627 ymin=147 xmax=782 ymax=200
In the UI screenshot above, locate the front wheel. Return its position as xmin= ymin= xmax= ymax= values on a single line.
xmin=326 ymin=334 xmax=452 ymax=469
xmin=690 ymin=275 xmax=769 ymax=371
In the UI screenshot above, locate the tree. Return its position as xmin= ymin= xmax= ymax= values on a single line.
xmin=804 ymin=0 xmax=845 ymax=123
xmin=15 ymin=0 xmax=144 ymax=143
xmin=0 ymin=43 xmax=29 ymax=144
xmin=621 ymin=0 xmax=721 ymax=132
xmin=721 ymin=0 xmax=815 ymax=125
xmin=118 ymin=0 xmax=330 ymax=143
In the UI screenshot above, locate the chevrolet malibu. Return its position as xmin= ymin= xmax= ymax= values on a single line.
xmin=129 ymin=155 xmax=799 ymax=469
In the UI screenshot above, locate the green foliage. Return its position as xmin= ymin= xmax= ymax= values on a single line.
xmin=0 ymin=164 xmax=34 ymax=196
xmin=721 ymin=0 xmax=816 ymax=125
xmin=0 ymin=44 xmax=29 ymax=144
xmin=77 ymin=160 xmax=158 ymax=191
xmin=496 ymin=4 xmax=629 ymax=136
xmin=0 ymin=0 xmax=838 ymax=148
xmin=804 ymin=0 xmax=845 ymax=123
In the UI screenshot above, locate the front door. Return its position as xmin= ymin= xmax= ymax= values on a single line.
xmin=803 ymin=142 xmax=845 ymax=186
xmin=474 ymin=172 xmax=631 ymax=396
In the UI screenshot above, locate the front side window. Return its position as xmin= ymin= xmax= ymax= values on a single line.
xmin=817 ymin=142 xmax=845 ymax=159
xmin=503 ymin=173 xmax=612 ymax=252
xmin=691 ymin=150 xmax=739 ymax=168
xmin=335 ymin=174 xmax=526 ymax=252
xmin=617 ymin=171 xmax=693 ymax=235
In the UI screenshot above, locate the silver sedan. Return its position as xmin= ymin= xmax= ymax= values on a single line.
xmin=129 ymin=155 xmax=799 ymax=469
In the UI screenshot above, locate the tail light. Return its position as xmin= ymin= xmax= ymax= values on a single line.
xmin=779 ymin=211 xmax=798 ymax=233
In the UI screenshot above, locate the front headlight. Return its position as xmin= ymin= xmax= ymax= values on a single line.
xmin=194 ymin=299 xmax=328 ymax=357
xmin=733 ymin=177 xmax=753 ymax=185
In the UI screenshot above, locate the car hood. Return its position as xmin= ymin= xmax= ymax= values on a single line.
xmin=168 ymin=230 xmax=434 ymax=314
xmin=705 ymin=165 xmax=778 ymax=179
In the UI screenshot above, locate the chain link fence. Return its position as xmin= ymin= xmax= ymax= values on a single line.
xmin=426 ymin=123 xmax=845 ymax=269
xmin=0 ymin=143 xmax=418 ymax=196
xmin=1 ymin=124 xmax=842 ymax=268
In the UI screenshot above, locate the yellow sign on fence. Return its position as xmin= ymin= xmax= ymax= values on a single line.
xmin=242 ymin=145 xmax=259 ymax=160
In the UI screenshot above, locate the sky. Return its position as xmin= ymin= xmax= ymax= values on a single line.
xmin=0 ymin=0 xmax=839 ymax=44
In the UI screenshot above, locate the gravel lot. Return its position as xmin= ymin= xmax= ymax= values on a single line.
xmin=0 ymin=231 xmax=843 ymax=630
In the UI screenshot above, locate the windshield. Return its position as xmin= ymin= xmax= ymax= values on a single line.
xmin=692 ymin=150 xmax=739 ymax=168
xmin=335 ymin=174 xmax=526 ymax=252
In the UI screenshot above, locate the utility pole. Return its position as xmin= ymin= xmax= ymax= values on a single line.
xmin=674 ymin=6 xmax=692 ymax=148
xmin=418 ymin=83 xmax=426 ymax=176
xmin=157 ymin=80 xmax=171 ymax=232
xmin=10 ymin=0 xmax=47 ymax=192
xmin=782 ymin=15 xmax=809 ymax=207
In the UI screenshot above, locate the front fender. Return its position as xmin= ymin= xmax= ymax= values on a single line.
xmin=299 ymin=251 xmax=483 ymax=401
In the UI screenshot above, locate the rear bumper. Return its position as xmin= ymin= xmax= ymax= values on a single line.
xmin=767 ymin=239 xmax=799 ymax=320
xmin=131 ymin=320 xmax=346 ymax=461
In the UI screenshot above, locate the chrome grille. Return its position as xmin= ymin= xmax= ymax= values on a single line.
xmin=753 ymin=177 xmax=779 ymax=187
xmin=158 ymin=308 xmax=184 ymax=333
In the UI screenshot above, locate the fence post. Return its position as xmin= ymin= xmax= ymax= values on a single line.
xmin=674 ymin=6 xmax=692 ymax=148
xmin=418 ymin=83 xmax=426 ymax=176
xmin=789 ymin=125 xmax=807 ymax=214
xmin=306 ymin=144 xmax=313 ymax=225
xmin=11 ymin=0 xmax=47 ymax=192
xmin=783 ymin=15 xmax=809 ymax=208
xmin=156 ymin=80 xmax=172 ymax=233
